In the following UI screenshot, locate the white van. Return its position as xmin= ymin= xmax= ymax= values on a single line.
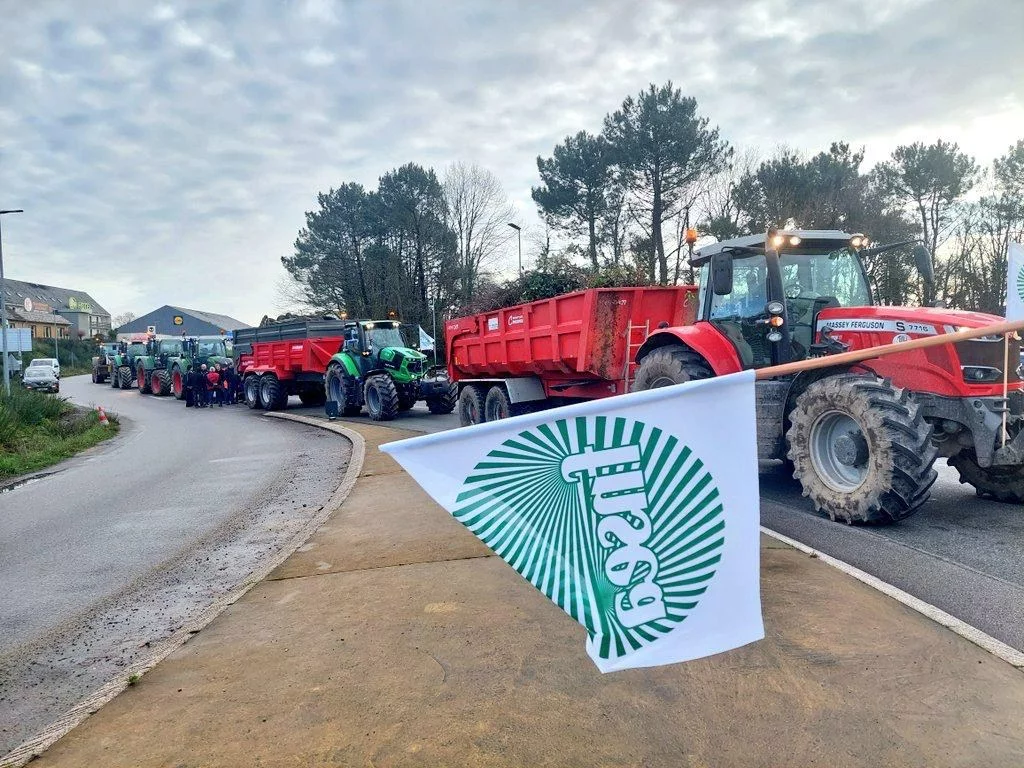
xmin=28 ymin=358 xmax=61 ymax=378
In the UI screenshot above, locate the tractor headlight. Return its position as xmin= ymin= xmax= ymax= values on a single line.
xmin=961 ymin=366 xmax=1001 ymax=383
xmin=767 ymin=301 xmax=785 ymax=316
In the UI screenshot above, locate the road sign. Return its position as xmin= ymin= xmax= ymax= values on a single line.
xmin=1 ymin=328 xmax=32 ymax=352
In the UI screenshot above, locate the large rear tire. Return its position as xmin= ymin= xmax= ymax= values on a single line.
xmin=949 ymin=451 xmax=1024 ymax=503
xmin=786 ymin=374 xmax=937 ymax=524
xmin=325 ymin=364 xmax=362 ymax=416
xmin=484 ymin=385 xmax=511 ymax=422
xmin=458 ymin=384 xmax=487 ymax=426
xmin=137 ymin=367 xmax=151 ymax=394
xmin=259 ymin=375 xmax=288 ymax=411
xmin=244 ymin=375 xmax=262 ymax=409
xmin=427 ymin=382 xmax=458 ymax=415
xmin=152 ymin=368 xmax=171 ymax=397
xmin=632 ymin=346 xmax=714 ymax=391
xmin=364 ymin=375 xmax=399 ymax=421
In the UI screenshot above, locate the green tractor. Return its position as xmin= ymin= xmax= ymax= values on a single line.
xmin=166 ymin=336 xmax=232 ymax=400
xmin=109 ymin=338 xmax=147 ymax=389
xmin=324 ymin=319 xmax=457 ymax=421
xmin=91 ymin=342 xmax=119 ymax=384
xmin=135 ymin=337 xmax=185 ymax=396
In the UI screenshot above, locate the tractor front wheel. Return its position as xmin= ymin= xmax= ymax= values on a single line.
xmin=949 ymin=451 xmax=1024 ymax=503
xmin=325 ymin=364 xmax=361 ymax=416
xmin=364 ymin=375 xmax=399 ymax=421
xmin=244 ymin=375 xmax=261 ymax=409
xmin=137 ymin=367 xmax=151 ymax=394
xmin=152 ymin=368 xmax=171 ymax=396
xmin=786 ymin=374 xmax=937 ymax=524
xmin=632 ymin=346 xmax=714 ymax=391
xmin=458 ymin=384 xmax=487 ymax=426
xmin=427 ymin=382 xmax=458 ymax=415
xmin=171 ymin=367 xmax=185 ymax=400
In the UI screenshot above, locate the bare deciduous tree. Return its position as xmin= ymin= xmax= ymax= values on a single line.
xmin=443 ymin=161 xmax=516 ymax=303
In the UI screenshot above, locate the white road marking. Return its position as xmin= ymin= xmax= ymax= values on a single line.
xmin=761 ymin=525 xmax=1024 ymax=670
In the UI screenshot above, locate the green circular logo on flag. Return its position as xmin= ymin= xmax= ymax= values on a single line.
xmin=454 ymin=415 xmax=724 ymax=663
xmin=1016 ymin=265 xmax=1024 ymax=302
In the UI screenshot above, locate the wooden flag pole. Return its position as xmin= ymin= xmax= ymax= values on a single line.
xmin=755 ymin=318 xmax=1024 ymax=381
xmin=1003 ymin=332 xmax=1011 ymax=447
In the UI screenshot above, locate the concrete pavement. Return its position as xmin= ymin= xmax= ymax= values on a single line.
xmin=18 ymin=419 xmax=1024 ymax=768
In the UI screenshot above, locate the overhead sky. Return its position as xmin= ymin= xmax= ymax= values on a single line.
xmin=2 ymin=0 xmax=1022 ymax=324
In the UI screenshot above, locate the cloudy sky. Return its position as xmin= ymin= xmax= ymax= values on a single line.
xmin=2 ymin=0 xmax=1022 ymax=324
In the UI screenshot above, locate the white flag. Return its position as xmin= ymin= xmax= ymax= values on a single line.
xmin=417 ymin=325 xmax=435 ymax=351
xmin=1007 ymin=242 xmax=1024 ymax=321
xmin=381 ymin=371 xmax=763 ymax=672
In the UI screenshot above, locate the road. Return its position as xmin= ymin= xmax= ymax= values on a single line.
xmin=299 ymin=401 xmax=1024 ymax=654
xmin=0 ymin=375 xmax=349 ymax=754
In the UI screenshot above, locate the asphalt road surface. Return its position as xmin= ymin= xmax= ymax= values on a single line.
xmin=301 ymin=400 xmax=1024 ymax=654
xmin=0 ymin=375 xmax=349 ymax=754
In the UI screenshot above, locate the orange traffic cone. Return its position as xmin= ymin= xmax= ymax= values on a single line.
xmin=97 ymin=406 xmax=110 ymax=427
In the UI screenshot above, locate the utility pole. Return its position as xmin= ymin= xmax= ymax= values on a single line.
xmin=0 ymin=209 xmax=24 ymax=396
xmin=507 ymin=222 xmax=522 ymax=275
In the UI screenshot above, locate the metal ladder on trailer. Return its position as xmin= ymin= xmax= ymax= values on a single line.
xmin=623 ymin=320 xmax=650 ymax=393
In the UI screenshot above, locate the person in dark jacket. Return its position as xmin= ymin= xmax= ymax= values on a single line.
xmin=184 ymin=364 xmax=196 ymax=407
xmin=207 ymin=364 xmax=222 ymax=407
xmin=197 ymin=364 xmax=209 ymax=407
xmin=221 ymin=363 xmax=237 ymax=405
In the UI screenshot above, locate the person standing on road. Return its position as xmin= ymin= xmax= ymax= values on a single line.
xmin=197 ymin=364 xmax=209 ymax=407
xmin=184 ymin=364 xmax=196 ymax=408
xmin=207 ymin=364 xmax=222 ymax=407
xmin=220 ymin=363 xmax=234 ymax=405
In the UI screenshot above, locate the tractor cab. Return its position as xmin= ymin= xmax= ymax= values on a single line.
xmin=691 ymin=230 xmax=932 ymax=369
xmin=341 ymin=320 xmax=426 ymax=378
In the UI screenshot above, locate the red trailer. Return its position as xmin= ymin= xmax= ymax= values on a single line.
xmin=234 ymin=320 xmax=345 ymax=410
xmin=446 ymin=285 xmax=699 ymax=425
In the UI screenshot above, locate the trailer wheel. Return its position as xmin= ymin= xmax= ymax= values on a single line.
xmin=260 ymin=375 xmax=288 ymax=411
xmin=119 ymin=367 xmax=134 ymax=389
xmin=786 ymin=374 xmax=937 ymax=524
xmin=427 ymin=382 xmax=458 ymax=415
xmin=484 ymin=386 xmax=511 ymax=422
xmin=365 ymin=375 xmax=400 ymax=421
xmin=458 ymin=384 xmax=487 ymax=426
xmin=325 ymin=364 xmax=361 ymax=416
xmin=949 ymin=450 xmax=1024 ymax=503
xmin=244 ymin=375 xmax=262 ymax=409
xmin=632 ymin=346 xmax=713 ymax=391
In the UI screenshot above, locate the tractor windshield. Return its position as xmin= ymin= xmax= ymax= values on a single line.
xmin=197 ymin=340 xmax=227 ymax=357
xmin=779 ymin=248 xmax=870 ymax=307
xmin=364 ymin=325 xmax=405 ymax=349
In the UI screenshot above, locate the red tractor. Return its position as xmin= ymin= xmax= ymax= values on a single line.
xmin=633 ymin=229 xmax=1024 ymax=523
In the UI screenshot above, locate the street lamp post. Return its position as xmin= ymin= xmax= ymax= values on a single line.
xmin=0 ymin=209 xmax=25 ymax=397
xmin=507 ymin=222 xmax=522 ymax=275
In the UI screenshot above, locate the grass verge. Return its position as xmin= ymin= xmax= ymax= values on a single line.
xmin=0 ymin=387 xmax=120 ymax=479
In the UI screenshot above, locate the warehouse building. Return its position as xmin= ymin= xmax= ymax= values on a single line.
xmin=2 ymin=279 xmax=110 ymax=340
xmin=116 ymin=305 xmax=251 ymax=339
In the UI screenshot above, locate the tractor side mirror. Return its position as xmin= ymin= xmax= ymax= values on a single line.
xmin=912 ymin=243 xmax=935 ymax=286
xmin=711 ymin=252 xmax=734 ymax=296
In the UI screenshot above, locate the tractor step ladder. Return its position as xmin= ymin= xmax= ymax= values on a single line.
xmin=623 ymin=320 xmax=650 ymax=392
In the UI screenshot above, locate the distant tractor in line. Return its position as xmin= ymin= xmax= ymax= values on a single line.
xmin=166 ymin=336 xmax=232 ymax=400
xmin=91 ymin=342 xmax=119 ymax=384
xmin=109 ymin=338 xmax=147 ymax=389
xmin=135 ymin=337 xmax=185 ymax=396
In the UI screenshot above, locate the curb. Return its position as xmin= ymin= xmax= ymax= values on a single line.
xmin=760 ymin=525 xmax=1024 ymax=671
xmin=0 ymin=415 xmax=365 ymax=768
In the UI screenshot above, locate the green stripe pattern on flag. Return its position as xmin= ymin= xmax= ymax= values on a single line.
xmin=381 ymin=370 xmax=763 ymax=672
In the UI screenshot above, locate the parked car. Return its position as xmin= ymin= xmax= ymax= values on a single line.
xmin=28 ymin=358 xmax=60 ymax=378
xmin=22 ymin=365 xmax=60 ymax=393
